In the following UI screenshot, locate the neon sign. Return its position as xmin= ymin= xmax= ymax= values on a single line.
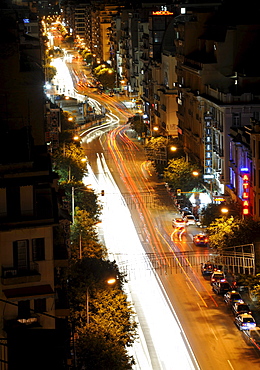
xmin=242 ymin=172 xmax=250 ymax=215
xmin=204 ymin=113 xmax=214 ymax=178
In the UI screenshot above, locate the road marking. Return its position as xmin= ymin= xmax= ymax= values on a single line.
xmin=227 ymin=360 xmax=235 ymax=370
xmin=210 ymin=326 xmax=218 ymax=341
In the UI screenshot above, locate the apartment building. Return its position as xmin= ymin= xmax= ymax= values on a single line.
xmin=61 ymin=1 xmax=260 ymax=221
xmin=173 ymin=3 xmax=260 ymax=218
xmin=0 ymin=7 xmax=70 ymax=368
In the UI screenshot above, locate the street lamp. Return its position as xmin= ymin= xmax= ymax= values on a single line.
xmin=170 ymin=146 xmax=177 ymax=152
xmin=221 ymin=207 xmax=229 ymax=215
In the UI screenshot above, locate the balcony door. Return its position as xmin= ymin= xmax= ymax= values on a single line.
xmin=13 ymin=240 xmax=29 ymax=272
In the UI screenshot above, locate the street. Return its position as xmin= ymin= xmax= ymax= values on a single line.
xmin=54 ymin=52 xmax=260 ymax=370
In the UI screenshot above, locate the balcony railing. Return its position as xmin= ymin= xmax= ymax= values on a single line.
xmin=2 ymin=262 xmax=40 ymax=285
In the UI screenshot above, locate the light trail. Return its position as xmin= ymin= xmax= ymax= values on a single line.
xmin=84 ymin=160 xmax=200 ymax=370
xmin=106 ymin=126 xmax=164 ymax=263
xmin=157 ymin=228 xmax=219 ymax=308
xmin=105 ymin=124 xmax=219 ymax=310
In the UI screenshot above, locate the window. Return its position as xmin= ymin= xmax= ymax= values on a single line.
xmin=232 ymin=113 xmax=241 ymax=127
xmin=13 ymin=240 xmax=29 ymax=271
xmin=32 ymin=238 xmax=45 ymax=261
xmin=18 ymin=300 xmax=30 ymax=319
xmin=34 ymin=298 xmax=46 ymax=313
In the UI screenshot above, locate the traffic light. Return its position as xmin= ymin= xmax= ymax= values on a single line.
xmin=101 ymin=190 xmax=105 ymax=196
xmin=177 ymin=189 xmax=181 ymax=196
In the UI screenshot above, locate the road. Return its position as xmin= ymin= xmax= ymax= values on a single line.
xmin=51 ymin=50 xmax=260 ymax=369
xmin=81 ymin=120 xmax=260 ymax=369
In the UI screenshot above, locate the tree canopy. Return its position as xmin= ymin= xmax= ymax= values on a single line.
xmin=200 ymin=202 xmax=241 ymax=226
xmin=68 ymin=257 xmax=137 ymax=368
xmin=93 ymin=66 xmax=115 ymax=89
xmin=207 ymin=216 xmax=260 ymax=251
xmin=52 ymin=142 xmax=87 ymax=183
xmin=163 ymin=157 xmax=202 ymax=193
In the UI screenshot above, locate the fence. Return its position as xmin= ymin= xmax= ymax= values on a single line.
xmin=116 ymin=247 xmax=255 ymax=280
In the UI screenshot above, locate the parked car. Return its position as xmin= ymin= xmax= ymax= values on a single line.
xmin=234 ymin=313 xmax=256 ymax=331
xmin=210 ymin=270 xmax=226 ymax=285
xmin=212 ymin=281 xmax=231 ymax=295
xmin=248 ymin=327 xmax=260 ymax=347
xmin=232 ymin=302 xmax=251 ymax=316
xmin=184 ymin=214 xmax=196 ymax=225
xmin=172 ymin=218 xmax=186 ymax=228
xmin=201 ymin=262 xmax=216 ymax=276
xmin=181 ymin=209 xmax=192 ymax=218
xmin=224 ymin=290 xmax=243 ymax=305
xmin=193 ymin=233 xmax=209 ymax=246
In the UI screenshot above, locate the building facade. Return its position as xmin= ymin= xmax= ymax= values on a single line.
xmin=0 ymin=6 xmax=70 ymax=367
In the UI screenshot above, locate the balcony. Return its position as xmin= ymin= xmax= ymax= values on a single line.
xmin=2 ymin=263 xmax=40 ymax=285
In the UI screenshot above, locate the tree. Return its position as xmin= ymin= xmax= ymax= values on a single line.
xmin=130 ymin=115 xmax=147 ymax=137
xmin=75 ymin=288 xmax=138 ymax=369
xmin=145 ymin=136 xmax=167 ymax=151
xmin=93 ymin=66 xmax=115 ymax=89
xmin=207 ymin=216 xmax=260 ymax=251
xmin=163 ymin=157 xmax=201 ymax=193
xmin=76 ymin=324 xmax=135 ymax=370
xmin=52 ymin=142 xmax=87 ymax=183
xmin=45 ymin=64 xmax=57 ymax=82
xmin=68 ymin=257 xmax=128 ymax=320
xmin=68 ymin=257 xmax=137 ymax=370
xmin=62 ymin=182 xmax=102 ymax=221
xmin=200 ymin=203 xmax=241 ymax=226
xmin=70 ymin=208 xmax=106 ymax=259
xmin=81 ymin=50 xmax=93 ymax=64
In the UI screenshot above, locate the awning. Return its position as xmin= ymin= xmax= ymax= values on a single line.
xmin=3 ymin=284 xmax=54 ymax=299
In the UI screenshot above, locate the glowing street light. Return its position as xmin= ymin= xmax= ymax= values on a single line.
xmin=221 ymin=207 xmax=229 ymax=215
xmin=106 ymin=278 xmax=116 ymax=285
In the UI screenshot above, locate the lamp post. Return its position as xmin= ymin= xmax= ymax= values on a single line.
xmin=86 ymin=278 xmax=116 ymax=325
xmin=71 ymin=177 xmax=88 ymax=224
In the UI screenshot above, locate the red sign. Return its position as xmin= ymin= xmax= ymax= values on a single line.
xmin=242 ymin=172 xmax=250 ymax=216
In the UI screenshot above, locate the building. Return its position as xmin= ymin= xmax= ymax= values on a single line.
xmin=173 ymin=2 xmax=260 ymax=215
xmin=0 ymin=5 xmax=70 ymax=368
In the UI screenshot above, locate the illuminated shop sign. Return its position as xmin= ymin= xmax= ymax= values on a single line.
xmin=152 ymin=11 xmax=174 ymax=15
xmin=204 ymin=113 xmax=214 ymax=178
xmin=241 ymin=170 xmax=250 ymax=215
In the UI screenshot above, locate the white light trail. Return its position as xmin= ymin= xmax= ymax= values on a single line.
xmin=84 ymin=157 xmax=200 ymax=370
xmin=51 ymin=57 xmax=75 ymax=97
